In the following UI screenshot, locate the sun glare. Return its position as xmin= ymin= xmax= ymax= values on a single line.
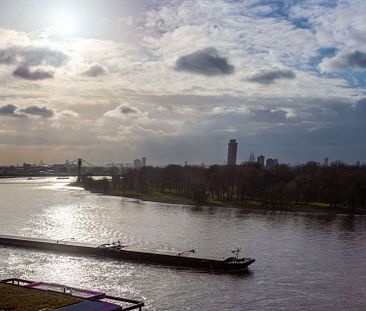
xmin=49 ymin=11 xmax=78 ymax=37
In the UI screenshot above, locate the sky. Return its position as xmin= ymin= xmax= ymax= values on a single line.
xmin=0 ymin=0 xmax=365 ymax=166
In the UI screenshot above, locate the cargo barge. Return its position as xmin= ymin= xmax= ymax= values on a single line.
xmin=0 ymin=234 xmax=255 ymax=272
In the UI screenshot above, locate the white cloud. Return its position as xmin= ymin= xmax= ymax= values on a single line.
xmin=290 ymin=0 xmax=366 ymax=51
xmin=104 ymin=104 xmax=149 ymax=119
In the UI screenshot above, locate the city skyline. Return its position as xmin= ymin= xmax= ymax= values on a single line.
xmin=0 ymin=151 xmax=362 ymax=168
xmin=0 ymin=0 xmax=366 ymax=165
xmin=0 ymin=136 xmax=362 ymax=167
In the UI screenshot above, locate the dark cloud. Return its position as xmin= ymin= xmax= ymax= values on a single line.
xmin=21 ymin=47 xmax=68 ymax=67
xmin=178 ymin=98 xmax=366 ymax=164
xmin=0 ymin=104 xmax=56 ymax=119
xmin=250 ymin=109 xmax=289 ymax=123
xmin=18 ymin=105 xmax=54 ymax=118
xmin=0 ymin=104 xmax=17 ymax=115
xmin=83 ymin=64 xmax=107 ymax=77
xmin=321 ymin=51 xmax=366 ymax=71
xmin=354 ymin=98 xmax=366 ymax=115
xmin=248 ymin=69 xmax=296 ymax=84
xmin=344 ymin=51 xmax=366 ymax=69
xmin=13 ymin=65 xmax=54 ymax=80
xmin=0 ymin=46 xmax=68 ymax=67
xmin=175 ymin=47 xmax=235 ymax=76
xmin=318 ymin=98 xmax=366 ymax=120
xmin=120 ymin=105 xmax=138 ymax=114
xmin=0 ymin=47 xmax=18 ymax=64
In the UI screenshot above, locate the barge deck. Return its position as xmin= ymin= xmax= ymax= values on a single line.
xmin=0 ymin=234 xmax=255 ymax=272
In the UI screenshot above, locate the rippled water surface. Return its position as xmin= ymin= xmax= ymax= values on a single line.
xmin=1 ymin=177 xmax=366 ymax=310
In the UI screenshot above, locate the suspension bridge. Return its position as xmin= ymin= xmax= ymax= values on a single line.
xmin=67 ymin=158 xmax=101 ymax=181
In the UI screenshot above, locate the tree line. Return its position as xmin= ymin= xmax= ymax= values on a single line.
xmin=80 ymin=162 xmax=366 ymax=210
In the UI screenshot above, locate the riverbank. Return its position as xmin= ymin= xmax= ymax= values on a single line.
xmin=70 ymin=182 xmax=366 ymax=215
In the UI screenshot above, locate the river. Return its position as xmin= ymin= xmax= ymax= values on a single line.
xmin=0 ymin=177 xmax=365 ymax=310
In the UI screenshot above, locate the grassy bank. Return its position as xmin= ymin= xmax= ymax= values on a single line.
xmin=0 ymin=284 xmax=81 ymax=311
xmin=116 ymin=189 xmax=197 ymax=205
xmin=70 ymin=182 xmax=200 ymax=205
xmin=71 ymin=181 xmax=366 ymax=214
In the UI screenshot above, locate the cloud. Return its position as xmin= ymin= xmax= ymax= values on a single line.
xmin=346 ymin=51 xmax=366 ymax=69
xmin=83 ymin=64 xmax=107 ymax=77
xmin=13 ymin=65 xmax=54 ymax=80
xmin=21 ymin=47 xmax=68 ymax=67
xmin=354 ymin=98 xmax=366 ymax=116
xmin=247 ymin=69 xmax=296 ymax=84
xmin=250 ymin=109 xmax=290 ymax=123
xmin=104 ymin=104 xmax=148 ymax=120
xmin=0 ymin=104 xmax=18 ymax=115
xmin=0 ymin=103 xmax=55 ymax=119
xmin=120 ymin=104 xmax=138 ymax=114
xmin=0 ymin=103 xmax=77 ymax=120
xmin=0 ymin=46 xmax=68 ymax=67
xmin=320 ymin=51 xmax=366 ymax=72
xmin=0 ymin=46 xmax=66 ymax=81
xmin=18 ymin=105 xmax=54 ymax=118
xmin=57 ymin=110 xmax=80 ymax=119
xmin=175 ymin=47 xmax=234 ymax=76
xmin=208 ymin=106 xmax=293 ymax=124
xmin=0 ymin=47 xmax=18 ymax=64
xmin=290 ymin=1 xmax=366 ymax=51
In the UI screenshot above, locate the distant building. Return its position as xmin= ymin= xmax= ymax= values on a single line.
xmin=132 ymin=157 xmax=146 ymax=168
xmin=324 ymin=157 xmax=329 ymax=167
xmin=23 ymin=163 xmax=31 ymax=170
xmin=331 ymin=160 xmax=345 ymax=168
xmin=227 ymin=139 xmax=238 ymax=165
xmin=266 ymin=158 xmax=279 ymax=169
xmin=257 ymin=155 xmax=265 ymax=167
xmin=133 ymin=159 xmax=142 ymax=168
xmin=248 ymin=152 xmax=255 ymax=163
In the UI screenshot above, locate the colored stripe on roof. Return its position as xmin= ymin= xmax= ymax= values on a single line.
xmin=56 ymin=300 xmax=121 ymax=311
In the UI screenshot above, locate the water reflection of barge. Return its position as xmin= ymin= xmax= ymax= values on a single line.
xmin=0 ymin=235 xmax=255 ymax=272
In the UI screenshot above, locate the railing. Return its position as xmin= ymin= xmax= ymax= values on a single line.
xmin=105 ymin=295 xmax=145 ymax=311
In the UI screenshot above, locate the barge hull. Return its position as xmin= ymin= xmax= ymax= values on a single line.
xmin=0 ymin=235 xmax=254 ymax=271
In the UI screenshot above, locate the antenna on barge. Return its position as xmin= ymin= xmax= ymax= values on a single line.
xmin=178 ymin=249 xmax=195 ymax=256
xmin=232 ymin=248 xmax=241 ymax=259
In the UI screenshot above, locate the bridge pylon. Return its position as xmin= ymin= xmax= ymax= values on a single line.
xmin=77 ymin=158 xmax=82 ymax=182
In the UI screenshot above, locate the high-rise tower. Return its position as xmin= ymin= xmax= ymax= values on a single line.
xmin=227 ymin=139 xmax=238 ymax=165
xmin=257 ymin=155 xmax=265 ymax=167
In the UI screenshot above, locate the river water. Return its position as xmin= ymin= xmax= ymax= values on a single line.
xmin=0 ymin=177 xmax=365 ymax=310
